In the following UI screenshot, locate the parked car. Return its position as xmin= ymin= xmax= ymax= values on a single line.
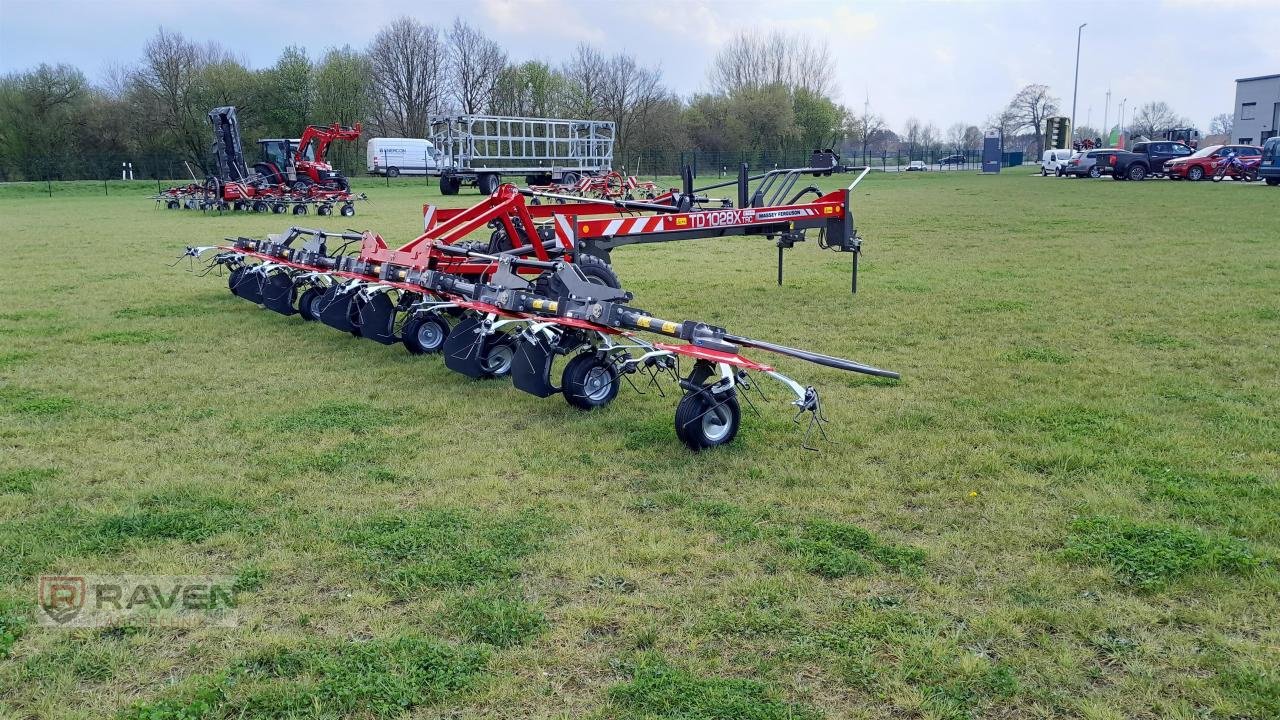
xmin=367 ymin=137 xmax=442 ymax=177
xmin=905 ymin=160 xmax=928 ymax=171
xmin=1109 ymin=141 xmax=1194 ymax=180
xmin=1062 ymin=149 xmax=1116 ymax=178
xmin=939 ymin=154 xmax=966 ymax=166
xmin=1163 ymin=144 xmax=1262 ymax=181
xmin=1258 ymin=137 xmax=1280 ymax=186
xmin=1040 ymin=148 xmax=1075 ymax=176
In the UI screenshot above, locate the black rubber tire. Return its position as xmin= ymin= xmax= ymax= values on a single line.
xmin=386 ymin=167 xmax=400 ymax=178
xmin=440 ymin=175 xmax=461 ymax=195
xmin=1041 ymin=168 xmax=1047 ymax=176
xmin=272 ymin=203 xmax=287 ymax=214
xmin=292 ymin=203 xmax=307 ymax=215
xmin=1266 ymin=178 xmax=1280 ymax=186
xmin=340 ymin=203 xmax=355 ymax=217
xmin=297 ymin=287 xmax=325 ymax=321
xmin=674 ymin=389 xmax=741 ymax=451
xmin=1088 ymin=166 xmax=1101 ymax=178
xmin=1127 ymin=164 xmax=1147 ymax=181
xmin=574 ymin=254 xmax=621 ymax=289
xmin=252 ymin=200 xmax=268 ymax=213
xmin=561 ymin=353 xmax=619 ymax=410
xmin=401 ymin=314 xmax=449 ymax=355
xmin=1188 ymin=166 xmax=1204 ymax=181
xmin=166 ymin=200 xmax=179 ymax=210
xmin=1056 ymin=167 xmax=1065 ymax=177
xmin=479 ymin=334 xmax=517 ymax=378
xmin=317 ymin=204 xmax=332 ymax=216
xmin=1111 ymin=173 xmax=1125 ymax=181
xmin=477 ymin=173 xmax=500 ymax=195
xmin=562 ymin=172 xmax=580 ymax=186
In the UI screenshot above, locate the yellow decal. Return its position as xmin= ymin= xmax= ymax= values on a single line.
xmin=661 ymin=321 xmax=677 ymax=334
xmin=548 ymin=301 xmax=558 ymax=312
xmin=675 ymin=217 xmax=688 ymax=226
xmin=637 ymin=317 xmax=652 ymax=328
xmin=823 ymin=206 xmax=834 ymax=214
xmin=532 ymin=299 xmax=545 ymax=310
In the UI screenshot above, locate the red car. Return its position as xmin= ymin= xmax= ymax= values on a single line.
xmin=1164 ymin=144 xmax=1262 ymax=181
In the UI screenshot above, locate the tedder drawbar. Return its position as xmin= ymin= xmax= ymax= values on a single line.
xmin=181 ymin=154 xmax=897 ymax=450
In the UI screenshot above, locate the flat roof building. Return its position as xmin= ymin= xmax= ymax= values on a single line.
xmin=1233 ymin=73 xmax=1280 ymax=146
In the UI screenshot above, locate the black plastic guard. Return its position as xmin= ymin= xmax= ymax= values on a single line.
xmin=442 ymin=315 xmax=487 ymax=378
xmin=318 ymin=284 xmax=359 ymax=333
xmin=352 ymin=292 xmax=397 ymax=345
xmin=232 ymin=269 xmax=265 ymax=304
xmin=511 ymin=335 xmax=559 ymax=397
xmin=261 ymin=272 xmax=297 ymax=316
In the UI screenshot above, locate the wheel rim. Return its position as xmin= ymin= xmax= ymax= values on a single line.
xmin=582 ymin=365 xmax=614 ymax=401
xmin=701 ymin=401 xmax=732 ymax=442
xmin=417 ymin=319 xmax=444 ymax=350
xmin=309 ymin=293 xmax=324 ymax=318
xmin=484 ymin=343 xmax=514 ymax=374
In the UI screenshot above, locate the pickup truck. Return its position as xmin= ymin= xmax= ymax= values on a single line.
xmin=1108 ymin=141 xmax=1194 ymax=180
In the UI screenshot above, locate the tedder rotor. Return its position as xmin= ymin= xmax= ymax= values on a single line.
xmin=180 ymin=153 xmax=896 ymax=450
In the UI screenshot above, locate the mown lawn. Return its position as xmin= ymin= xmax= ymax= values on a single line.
xmin=0 ymin=170 xmax=1277 ymax=719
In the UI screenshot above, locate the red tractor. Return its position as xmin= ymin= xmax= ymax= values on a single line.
xmin=253 ymin=121 xmax=362 ymax=192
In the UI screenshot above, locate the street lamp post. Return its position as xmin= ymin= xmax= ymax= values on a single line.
xmin=1118 ymin=98 xmax=1128 ymax=148
xmin=1071 ymin=23 xmax=1086 ymax=139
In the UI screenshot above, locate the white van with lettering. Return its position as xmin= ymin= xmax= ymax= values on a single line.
xmin=367 ymin=138 xmax=441 ymax=177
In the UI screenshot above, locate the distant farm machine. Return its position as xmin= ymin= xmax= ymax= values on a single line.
xmin=155 ymin=107 xmax=365 ymax=216
xmin=181 ymin=151 xmax=897 ymax=450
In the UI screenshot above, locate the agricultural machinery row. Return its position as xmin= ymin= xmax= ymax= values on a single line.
xmin=182 ymin=153 xmax=896 ymax=450
xmin=154 ymin=107 xmax=365 ymax=215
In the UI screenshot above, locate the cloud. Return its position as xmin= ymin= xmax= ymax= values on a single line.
xmin=479 ymin=0 xmax=606 ymax=44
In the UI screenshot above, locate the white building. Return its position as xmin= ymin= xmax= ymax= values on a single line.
xmin=1232 ymin=73 xmax=1280 ymax=146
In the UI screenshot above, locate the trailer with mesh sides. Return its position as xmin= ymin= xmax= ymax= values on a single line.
xmin=428 ymin=115 xmax=615 ymax=195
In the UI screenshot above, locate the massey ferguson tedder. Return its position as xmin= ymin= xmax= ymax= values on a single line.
xmin=154 ymin=107 xmax=365 ymax=216
xmin=181 ymin=153 xmax=895 ymax=450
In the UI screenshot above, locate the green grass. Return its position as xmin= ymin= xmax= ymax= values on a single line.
xmin=1 ymin=170 xmax=1278 ymax=717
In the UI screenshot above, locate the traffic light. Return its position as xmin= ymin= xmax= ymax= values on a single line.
xmin=1045 ymin=116 xmax=1071 ymax=149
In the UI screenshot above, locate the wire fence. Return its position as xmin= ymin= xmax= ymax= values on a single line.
xmin=1 ymin=147 xmax=1029 ymax=187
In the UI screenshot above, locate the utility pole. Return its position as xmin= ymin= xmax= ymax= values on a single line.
xmin=1118 ymin=97 xmax=1128 ymax=148
xmin=1103 ymin=88 xmax=1111 ymax=140
xmin=1071 ymin=23 xmax=1086 ymax=139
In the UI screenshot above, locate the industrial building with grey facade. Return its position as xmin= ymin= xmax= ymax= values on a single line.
xmin=1233 ymin=73 xmax=1280 ymax=145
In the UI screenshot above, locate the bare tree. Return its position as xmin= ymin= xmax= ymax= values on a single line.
xmin=945 ymin=122 xmax=966 ymax=151
xmin=129 ymin=28 xmax=230 ymax=167
xmin=846 ymin=103 xmax=886 ymax=159
xmin=598 ymin=53 xmax=665 ymax=156
xmin=561 ymin=44 xmax=607 ymax=118
xmin=709 ymin=30 xmax=834 ymax=97
xmin=1004 ymin=84 xmax=1059 ymax=156
xmin=1209 ymin=112 xmax=1233 ymax=136
xmin=446 ymin=18 xmax=506 ymax=115
xmin=920 ymin=122 xmax=939 ymax=157
xmin=367 ymin=17 xmax=445 ymax=137
xmin=1128 ymin=101 xmax=1187 ymax=140
xmin=902 ymin=117 xmax=922 ymax=159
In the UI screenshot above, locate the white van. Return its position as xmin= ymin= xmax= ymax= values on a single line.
xmin=1041 ymin=148 xmax=1075 ymax=176
xmin=367 ymin=138 xmax=441 ymax=177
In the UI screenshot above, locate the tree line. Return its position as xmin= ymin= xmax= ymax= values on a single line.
xmin=0 ymin=18 xmax=1209 ymax=181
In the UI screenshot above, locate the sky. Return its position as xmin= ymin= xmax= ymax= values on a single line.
xmin=1 ymin=0 xmax=1278 ymax=133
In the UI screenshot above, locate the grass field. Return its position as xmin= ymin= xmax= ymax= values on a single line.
xmin=1 ymin=170 xmax=1277 ymax=719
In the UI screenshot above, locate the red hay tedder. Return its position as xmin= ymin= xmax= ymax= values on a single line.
xmin=181 ymin=151 xmax=896 ymax=450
